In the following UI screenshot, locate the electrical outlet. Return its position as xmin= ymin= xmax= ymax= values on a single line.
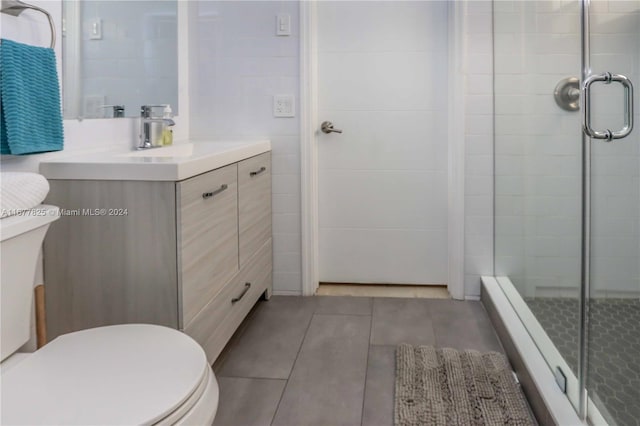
xmin=273 ymin=94 xmax=294 ymax=117
xmin=84 ymin=95 xmax=105 ymax=118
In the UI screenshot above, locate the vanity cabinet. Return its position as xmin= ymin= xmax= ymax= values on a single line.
xmin=44 ymin=152 xmax=272 ymax=363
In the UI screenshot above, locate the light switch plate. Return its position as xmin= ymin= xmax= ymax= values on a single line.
xmin=273 ymin=94 xmax=295 ymax=117
xmin=276 ymin=14 xmax=291 ymax=36
xmin=89 ymin=18 xmax=102 ymax=40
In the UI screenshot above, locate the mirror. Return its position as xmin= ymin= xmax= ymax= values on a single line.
xmin=62 ymin=0 xmax=178 ymax=120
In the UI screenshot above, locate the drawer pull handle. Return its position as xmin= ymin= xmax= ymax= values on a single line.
xmin=232 ymin=282 xmax=251 ymax=303
xmin=202 ymin=184 xmax=228 ymax=199
xmin=249 ymin=166 xmax=266 ymax=177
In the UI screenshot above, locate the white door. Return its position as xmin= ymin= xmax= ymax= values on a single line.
xmin=317 ymin=1 xmax=449 ymax=285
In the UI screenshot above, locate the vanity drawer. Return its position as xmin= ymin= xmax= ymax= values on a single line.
xmin=238 ymin=152 xmax=272 ymax=267
xmin=184 ymin=238 xmax=272 ymax=363
xmin=177 ymin=164 xmax=239 ymax=326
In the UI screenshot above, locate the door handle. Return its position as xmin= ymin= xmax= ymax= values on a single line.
xmin=231 ymin=283 xmax=251 ymax=303
xmin=582 ymin=72 xmax=634 ymax=141
xmin=321 ymin=121 xmax=343 ymax=134
xmin=202 ymin=184 xmax=228 ymax=199
xmin=250 ymin=166 xmax=267 ymax=177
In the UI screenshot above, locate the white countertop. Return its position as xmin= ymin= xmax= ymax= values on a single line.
xmin=39 ymin=140 xmax=271 ymax=181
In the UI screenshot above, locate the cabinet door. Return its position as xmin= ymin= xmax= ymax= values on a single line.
xmin=178 ymin=164 xmax=239 ymax=326
xmin=238 ymin=152 xmax=272 ymax=267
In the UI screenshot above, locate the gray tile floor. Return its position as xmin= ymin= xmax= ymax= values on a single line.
xmin=212 ymin=296 xmax=504 ymax=426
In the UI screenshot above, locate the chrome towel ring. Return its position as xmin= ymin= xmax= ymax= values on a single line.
xmin=1 ymin=0 xmax=56 ymax=49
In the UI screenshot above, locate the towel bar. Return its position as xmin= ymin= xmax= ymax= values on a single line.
xmin=1 ymin=0 xmax=56 ymax=49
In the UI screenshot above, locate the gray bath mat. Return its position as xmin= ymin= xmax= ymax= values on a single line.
xmin=395 ymin=344 xmax=534 ymax=426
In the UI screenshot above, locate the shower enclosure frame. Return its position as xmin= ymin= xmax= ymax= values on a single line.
xmin=578 ymin=0 xmax=590 ymax=420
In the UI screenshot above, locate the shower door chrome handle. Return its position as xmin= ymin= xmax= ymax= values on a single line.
xmin=582 ymin=72 xmax=634 ymax=141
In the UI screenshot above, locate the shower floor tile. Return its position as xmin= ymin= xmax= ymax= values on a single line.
xmin=526 ymin=297 xmax=640 ymax=426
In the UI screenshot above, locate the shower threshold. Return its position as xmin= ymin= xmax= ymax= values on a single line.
xmin=481 ymin=276 xmax=609 ymax=425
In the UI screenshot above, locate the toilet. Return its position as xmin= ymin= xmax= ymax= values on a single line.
xmin=1 ymin=187 xmax=219 ymax=424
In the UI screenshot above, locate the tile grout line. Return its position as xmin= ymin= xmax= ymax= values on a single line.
xmin=269 ymin=309 xmax=317 ymax=426
xmin=314 ymin=312 xmax=373 ymax=317
xmin=428 ymin=300 xmax=439 ymax=348
xmin=360 ymin=298 xmax=375 ymax=426
xmin=216 ymin=374 xmax=289 ymax=381
xmin=360 ymin=312 xmax=374 ymax=426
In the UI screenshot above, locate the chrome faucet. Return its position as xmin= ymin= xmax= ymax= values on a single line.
xmin=100 ymin=104 xmax=125 ymax=118
xmin=139 ymin=105 xmax=175 ymax=149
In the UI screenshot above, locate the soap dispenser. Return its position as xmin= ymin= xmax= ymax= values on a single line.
xmin=162 ymin=105 xmax=174 ymax=146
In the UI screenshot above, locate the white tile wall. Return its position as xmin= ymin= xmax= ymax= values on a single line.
xmin=494 ymin=0 xmax=581 ymax=298
xmin=494 ymin=0 xmax=640 ymax=298
xmin=590 ymin=1 xmax=640 ymax=298
xmin=463 ymin=1 xmax=494 ymax=297
xmin=189 ymin=1 xmax=302 ymax=295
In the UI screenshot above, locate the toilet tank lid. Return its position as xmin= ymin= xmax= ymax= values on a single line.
xmin=1 ymin=324 xmax=209 ymax=426
xmin=0 ymin=204 xmax=59 ymax=242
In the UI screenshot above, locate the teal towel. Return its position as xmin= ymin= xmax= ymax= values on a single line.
xmin=1 ymin=38 xmax=64 ymax=155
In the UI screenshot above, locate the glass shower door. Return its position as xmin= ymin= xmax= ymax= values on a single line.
xmin=493 ymin=0 xmax=585 ymax=414
xmin=585 ymin=2 xmax=640 ymax=424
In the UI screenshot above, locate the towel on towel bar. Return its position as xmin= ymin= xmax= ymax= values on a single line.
xmin=0 ymin=38 xmax=63 ymax=155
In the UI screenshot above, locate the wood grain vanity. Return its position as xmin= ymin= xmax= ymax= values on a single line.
xmin=42 ymin=148 xmax=272 ymax=363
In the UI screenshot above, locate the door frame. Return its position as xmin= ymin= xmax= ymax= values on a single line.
xmin=299 ymin=1 xmax=466 ymax=299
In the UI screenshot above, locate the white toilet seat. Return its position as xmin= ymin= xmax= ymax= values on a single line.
xmin=1 ymin=324 xmax=219 ymax=425
xmin=159 ymin=363 xmax=219 ymax=426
